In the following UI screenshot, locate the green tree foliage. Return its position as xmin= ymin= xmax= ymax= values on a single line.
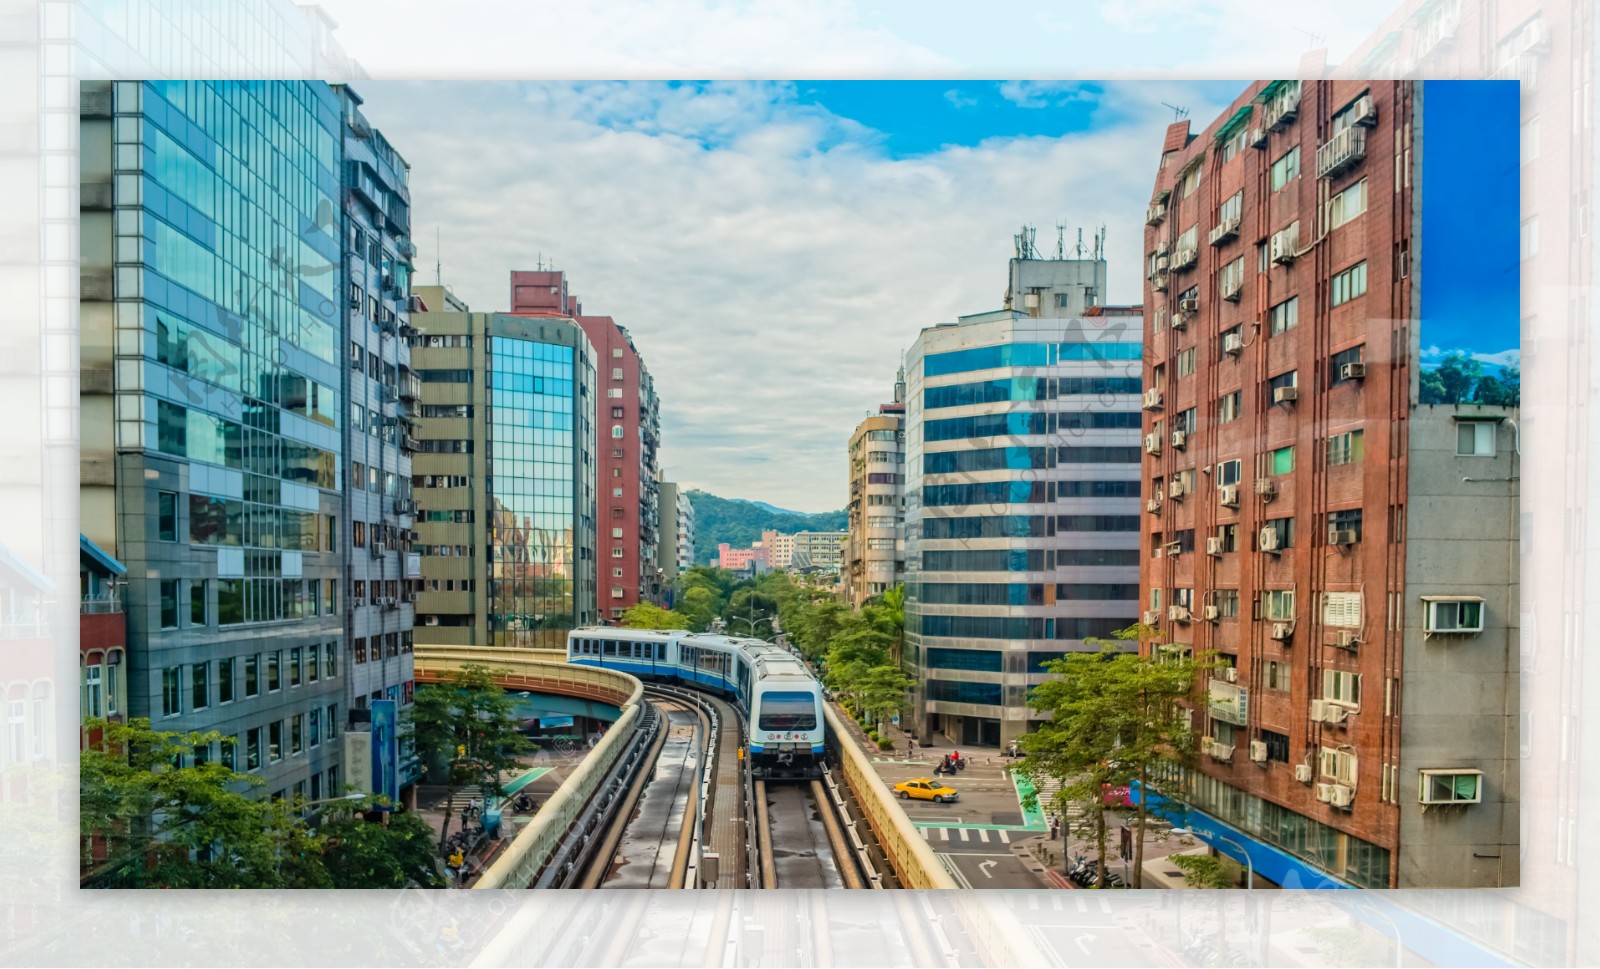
xmin=1019 ymin=625 xmax=1207 ymax=888
xmin=619 ymin=602 xmax=692 ymax=630
xmin=685 ymin=490 xmax=846 ymax=565
xmin=408 ymin=664 xmax=533 ymax=798
xmin=1168 ymin=852 xmax=1239 ymax=889
xmin=80 ymin=717 xmax=443 ymax=889
xmin=1418 ymin=352 xmax=1519 ymax=406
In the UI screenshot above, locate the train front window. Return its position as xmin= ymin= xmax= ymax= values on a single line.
xmin=758 ymin=691 xmax=818 ymax=731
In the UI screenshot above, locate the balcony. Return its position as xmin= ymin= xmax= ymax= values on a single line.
xmin=1316 ymin=126 xmax=1367 ymax=179
xmin=81 ymin=592 xmax=123 ymax=615
xmin=1171 ymin=247 xmax=1198 ymax=272
xmin=1208 ymin=217 xmax=1240 ymax=247
xmin=1145 ymin=201 xmax=1168 ymax=226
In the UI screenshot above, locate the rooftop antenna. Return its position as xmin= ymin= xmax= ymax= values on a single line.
xmin=1095 ymin=225 xmax=1106 ymax=261
xmin=1055 ymin=222 xmax=1066 ymax=260
xmin=1161 ymin=101 xmax=1189 ymax=123
xmin=1073 ymin=227 xmax=1086 ymax=260
xmin=1295 ymin=27 xmax=1324 ymax=50
xmin=1014 ymin=224 xmax=1038 ymax=260
xmin=435 ymin=226 xmax=441 ymax=285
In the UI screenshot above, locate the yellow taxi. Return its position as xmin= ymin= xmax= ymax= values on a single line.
xmin=893 ymin=777 xmax=960 ymax=803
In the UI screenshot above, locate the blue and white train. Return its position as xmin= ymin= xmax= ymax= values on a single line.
xmin=566 ymin=627 xmax=826 ymax=779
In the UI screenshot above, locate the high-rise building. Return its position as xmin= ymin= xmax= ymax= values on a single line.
xmin=759 ymin=530 xmax=795 ymax=570
xmin=847 ymin=374 xmax=907 ymax=607
xmin=80 ymin=81 xmax=350 ymax=802
xmin=657 ymin=477 xmax=695 ymax=599
xmin=509 ymin=271 xmax=662 ymax=619
xmin=333 ymin=85 xmax=419 ymax=790
xmin=904 ymin=246 xmax=1143 ymax=749
xmin=790 ymin=531 xmax=848 ymax=572
xmin=411 ymin=285 xmax=598 ymax=646
xmin=1139 ymin=80 xmax=1520 ymax=888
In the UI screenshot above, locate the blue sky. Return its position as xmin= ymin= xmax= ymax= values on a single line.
xmin=1418 ymin=80 xmax=1522 ymax=373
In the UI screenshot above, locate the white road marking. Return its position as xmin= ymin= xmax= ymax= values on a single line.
xmin=1075 ymin=896 xmax=1088 ymax=913
xmin=977 ymin=829 xmax=990 ymax=843
xmin=998 ymin=830 xmax=1011 ymax=843
xmin=959 ymin=829 xmax=970 ymax=842
xmin=939 ymin=828 xmax=950 ymax=841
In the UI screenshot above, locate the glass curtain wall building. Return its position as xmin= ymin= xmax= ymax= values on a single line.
xmin=334 ymin=85 xmax=419 ymax=791
xmin=904 ymin=255 xmax=1142 ymax=749
xmin=410 ymin=288 xmax=598 ymax=647
xmin=80 ymin=81 xmax=349 ymax=801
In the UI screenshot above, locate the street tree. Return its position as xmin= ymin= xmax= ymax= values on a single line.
xmin=856 ymin=664 xmax=915 ymax=732
xmin=408 ymin=664 xmax=533 ymax=799
xmin=619 ymin=602 xmax=692 ymax=630
xmin=317 ymin=801 xmax=446 ymax=888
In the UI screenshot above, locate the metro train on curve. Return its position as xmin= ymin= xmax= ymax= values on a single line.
xmin=565 ymin=627 xmax=826 ymax=779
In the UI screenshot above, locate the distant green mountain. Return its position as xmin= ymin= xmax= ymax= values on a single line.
xmin=687 ymin=490 xmax=847 ymax=565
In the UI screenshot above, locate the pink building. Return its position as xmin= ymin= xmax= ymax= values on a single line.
xmin=717 ymin=543 xmax=769 ymax=571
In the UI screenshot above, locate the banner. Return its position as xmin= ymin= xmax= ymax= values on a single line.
xmin=370 ymin=699 xmax=399 ymax=809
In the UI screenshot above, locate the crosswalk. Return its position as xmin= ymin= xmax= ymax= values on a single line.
xmin=1025 ymin=775 xmax=1089 ymax=828
xmin=919 ymin=827 xmax=1014 ymax=844
xmin=1020 ymin=894 xmax=1115 ymax=914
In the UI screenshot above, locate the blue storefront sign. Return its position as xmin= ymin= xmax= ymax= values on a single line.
xmin=370 ymin=699 xmax=399 ymax=810
xmin=539 ymin=715 xmax=575 ymax=729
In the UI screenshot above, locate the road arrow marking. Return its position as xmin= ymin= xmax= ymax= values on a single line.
xmin=1075 ymin=933 xmax=1097 ymax=955
xmin=978 ymin=860 xmax=997 ymax=879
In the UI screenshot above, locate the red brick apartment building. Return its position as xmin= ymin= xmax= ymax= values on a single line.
xmin=1139 ymin=79 xmax=1520 ymax=888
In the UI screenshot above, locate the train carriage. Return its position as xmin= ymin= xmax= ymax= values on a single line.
xmin=567 ymin=626 xmax=826 ymax=779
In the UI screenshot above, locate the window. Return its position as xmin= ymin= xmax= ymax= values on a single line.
xmin=612 ymin=348 xmax=624 ymax=358
xmin=221 ymin=736 xmax=238 ymax=771
xmin=611 ymin=425 xmax=624 ymax=439
xmin=1219 ymin=256 xmax=1245 ymax=298
xmin=290 ymin=715 xmax=303 ymax=756
xmin=1176 ymin=347 xmax=1197 ymax=378
xmin=268 ymin=721 xmax=283 ymax=762
xmin=289 ymin=647 xmax=302 ymax=688
xmin=1329 ymin=508 xmax=1363 ymax=542
xmin=611 ymin=368 xmax=624 ymax=381
xmin=1216 ymin=522 xmax=1239 ymax=552
xmin=1269 ymin=296 xmax=1298 ymax=334
xmin=1329 ymin=346 xmax=1365 ymax=386
xmin=191 ymin=662 xmax=208 ymax=711
xmin=1327 ymin=428 xmax=1365 ymax=465
xmin=1174 ymin=407 xmax=1197 ymax=434
xmin=1176 ymin=225 xmax=1198 ymax=252
xmin=1330 ymin=262 xmax=1367 ymax=306
xmin=1269 ymin=445 xmax=1294 ymax=475
xmin=1264 ymin=661 xmax=1289 ymax=692
xmin=1218 ymin=191 xmax=1243 ymax=225
xmin=611 ymin=527 xmax=623 ymax=539
xmin=307 ymin=647 xmax=319 ymax=683
xmin=326 ymin=642 xmax=338 ymax=678
xmin=1323 ymin=669 xmax=1362 ymax=708
xmin=612 ymin=547 xmax=624 ymax=558
xmin=217 ymin=657 xmax=233 ymax=704
xmin=1216 ymin=459 xmax=1242 ymax=486
xmin=309 ymin=709 xmax=320 ymax=748
xmin=1423 ymin=597 xmax=1485 ymax=634
xmin=1328 ymin=179 xmax=1368 ymax=228
xmin=1319 ymin=745 xmax=1358 ymax=784
xmin=611 ymin=407 xmax=624 ymax=419
xmin=246 ymin=728 xmax=262 ymax=771
xmin=159 ymin=580 xmax=179 ymax=629
xmin=267 ymin=651 xmax=281 ymax=692
xmin=1218 ymin=390 xmax=1242 ymax=424
xmin=1214 ymin=589 xmax=1240 ymax=618
xmin=1457 ymin=421 xmax=1498 ymax=456
xmin=1419 ymin=770 xmax=1483 ymax=805
xmin=190 ymin=580 xmax=207 ymax=627
xmin=84 ymin=665 xmax=103 ymax=718
xmin=353 ymin=521 xmax=366 ymax=548
xmin=1261 ymin=729 xmax=1290 ymax=763
xmin=607 ymin=388 xmax=622 ymax=399
xmin=244 ymin=655 xmax=259 ymax=697
xmin=1262 ymin=588 xmax=1296 ymax=621
xmin=1323 ymin=591 xmax=1362 ymax=628
xmin=158 ymin=492 xmax=177 ymax=541
xmin=1270 ymin=146 xmax=1300 ymax=191
xmin=1257 ymin=240 xmax=1269 ymax=273
xmin=161 ymin=667 xmax=181 ymax=717
xmin=1181 ymin=162 xmax=1202 ymax=198
xmin=611 ymin=587 xmax=625 ymax=599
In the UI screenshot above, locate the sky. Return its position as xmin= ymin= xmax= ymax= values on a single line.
xmin=359 ymin=79 xmax=1245 ymax=513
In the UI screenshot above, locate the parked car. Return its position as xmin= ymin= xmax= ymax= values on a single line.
xmin=893 ymin=777 xmax=960 ymax=803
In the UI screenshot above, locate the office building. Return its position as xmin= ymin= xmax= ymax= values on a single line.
xmin=80 ymin=81 xmax=349 ymax=802
xmin=791 ymin=531 xmax=848 ymax=573
xmin=410 ymin=285 xmax=598 ymax=646
xmin=847 ymin=374 xmax=907 ymax=607
xmin=759 ymin=530 xmax=795 ymax=570
xmin=510 ymin=271 xmax=661 ymax=619
xmin=334 ymin=85 xmax=419 ymax=791
xmin=904 ymin=241 xmax=1143 ymax=748
xmin=657 ymin=478 xmax=694 ymax=598
xmin=717 ymin=543 xmax=768 ymax=573
xmin=1138 ymin=80 xmax=1519 ymax=888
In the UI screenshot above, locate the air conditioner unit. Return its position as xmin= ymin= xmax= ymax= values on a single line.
xmin=1295 ymin=763 xmax=1313 ymax=783
xmin=424 ymin=615 xmax=440 ymax=627
xmin=1268 ymin=387 xmax=1297 ymax=407
xmin=1222 ymin=333 xmax=1244 ymax=356
xmin=1178 ymin=296 xmax=1199 ymax=314
xmin=1147 ymin=497 xmax=1163 ymax=514
xmin=1523 ymin=20 xmax=1550 ymax=54
xmin=1254 ymin=477 xmax=1278 ymax=499
xmin=1336 ymin=630 xmax=1359 ymax=648
xmin=1219 ymin=484 xmax=1240 ymax=508
xmin=1142 ymin=610 xmax=1161 ymax=626
xmin=1221 ymin=278 xmax=1243 ymax=302
xmin=1205 ymin=538 xmax=1224 ymax=558
xmin=1203 ymin=604 xmax=1221 ymax=621
xmin=1208 ymin=742 xmax=1235 ymax=761
xmin=376 ymin=596 xmax=397 ymax=610
xmin=1174 ymin=247 xmax=1199 ymax=271
xmin=1142 ymin=388 xmax=1164 ymax=410
xmin=1269 ymin=233 xmax=1296 ymax=265
xmin=1270 ymin=621 xmax=1293 ymax=642
xmin=1155 ymin=254 xmax=1170 ymax=272
xmin=1172 ymin=605 xmax=1193 ymax=623
xmin=1023 ymin=292 xmax=1041 ymax=310
xmin=1340 ymin=362 xmax=1366 ymax=381
xmin=1224 ymin=666 xmax=1238 ymax=683
xmin=1208 ymin=220 xmax=1240 ymax=247
xmin=1249 ymin=741 xmax=1268 ymax=763
xmin=1316 ymin=782 xmax=1335 ymax=803
xmin=1151 ymin=271 xmax=1169 ymax=293
xmin=1169 ymin=309 xmax=1187 ymax=330
xmin=1328 ymin=528 xmax=1358 ymax=547
xmin=1250 ymin=127 xmax=1268 ymax=148
xmin=405 ymin=592 xmax=418 ymax=604
xmin=1146 ymin=202 xmax=1168 ymax=226
xmin=1349 ymin=93 xmax=1378 ymax=128
xmin=1310 ymin=701 xmax=1328 ymax=721
xmin=1169 ymin=477 xmax=1186 ymax=498
xmin=1328 ymin=784 xmax=1355 ymax=808
xmin=1165 ymin=541 xmax=1183 ymax=558
xmin=1259 ymin=527 xmax=1281 ymax=553
xmin=1171 ymin=429 xmax=1187 ymax=449
xmin=370 ymin=542 xmax=387 ymax=558
xmin=1323 ymin=704 xmax=1349 ymax=725
xmin=1143 ymin=433 xmax=1162 ymax=455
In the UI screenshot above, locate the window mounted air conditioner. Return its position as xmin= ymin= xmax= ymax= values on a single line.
xmin=1144 ymin=433 xmax=1161 ymax=455
xmin=1250 ymin=127 xmax=1268 ymax=148
xmin=1223 ymin=666 xmax=1238 ymax=683
xmin=1169 ymin=477 xmax=1186 ymax=498
xmin=1348 ymin=94 xmax=1378 ymax=128
xmin=1250 ymin=741 xmax=1268 ymax=763
xmin=1174 ymin=247 xmax=1199 ymax=270
xmin=1147 ymin=497 xmax=1163 ymax=514
xmin=1171 ymin=429 xmax=1187 ymax=449
xmin=1316 ymin=782 xmax=1335 ymax=803
xmin=1168 ymin=605 xmax=1192 ymax=623
xmin=1165 ymin=542 xmax=1183 ymax=558
xmin=1143 ymin=388 xmax=1163 ymax=410
xmin=424 ymin=615 xmax=440 ymax=627
xmin=1223 ymin=333 xmax=1244 ymax=355
xmin=1336 ymin=630 xmax=1359 ymax=649
xmin=1259 ymin=527 xmax=1281 ymax=553
xmin=1327 ymin=784 xmax=1355 ymax=808
xmin=370 ymin=542 xmax=387 ymax=558
xmin=1178 ymin=296 xmax=1199 ymax=314
xmin=1273 ymin=386 xmax=1298 ymax=404
xmin=1295 ymin=763 xmax=1313 ymax=783
xmin=1219 ymin=484 xmax=1240 ymax=508
xmin=1142 ymin=610 xmax=1161 ymax=626
xmin=1203 ymin=604 xmax=1220 ymax=621
xmin=1270 ymin=622 xmax=1292 ymax=641
xmin=1254 ymin=478 xmax=1278 ymax=499
xmin=1328 ymin=528 xmax=1358 ymax=546
xmin=1340 ymin=362 xmax=1366 ymax=381
xmin=1270 ymin=232 xmax=1297 ymax=265
xmin=1205 ymin=538 xmax=1224 ymax=558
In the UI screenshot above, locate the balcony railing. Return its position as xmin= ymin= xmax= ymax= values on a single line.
xmin=81 ymin=593 xmax=123 ymax=615
xmin=1316 ymin=126 xmax=1367 ymax=179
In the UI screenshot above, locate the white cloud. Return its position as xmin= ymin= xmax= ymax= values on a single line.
xmin=997 ymin=81 xmax=1097 ymax=109
xmin=943 ymin=89 xmax=979 ymax=109
xmin=360 ymin=81 xmax=1224 ymax=511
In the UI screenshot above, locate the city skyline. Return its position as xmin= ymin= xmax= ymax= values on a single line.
xmin=356 ymin=80 xmax=1247 ymax=513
